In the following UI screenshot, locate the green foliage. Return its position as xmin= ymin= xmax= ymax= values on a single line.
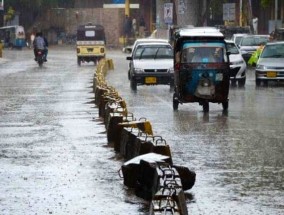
xmin=5 ymin=6 xmax=15 ymax=22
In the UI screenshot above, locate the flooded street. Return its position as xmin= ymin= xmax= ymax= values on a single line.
xmin=108 ymin=50 xmax=284 ymax=214
xmin=0 ymin=47 xmax=146 ymax=215
xmin=0 ymin=47 xmax=284 ymax=214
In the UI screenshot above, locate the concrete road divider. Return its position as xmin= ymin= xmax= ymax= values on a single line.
xmin=120 ymin=153 xmax=171 ymax=188
xmin=93 ymin=59 xmax=195 ymax=215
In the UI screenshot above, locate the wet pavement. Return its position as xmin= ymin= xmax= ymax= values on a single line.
xmin=0 ymin=47 xmax=147 ymax=215
xmin=1 ymin=46 xmax=284 ymax=215
xmin=107 ymin=50 xmax=284 ymax=215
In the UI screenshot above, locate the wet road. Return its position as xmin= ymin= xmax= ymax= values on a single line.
xmin=0 ymin=47 xmax=146 ymax=215
xmin=0 ymin=47 xmax=284 ymax=215
xmin=107 ymin=51 xmax=284 ymax=214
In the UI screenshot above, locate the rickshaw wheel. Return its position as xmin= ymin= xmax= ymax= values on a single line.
xmin=238 ymin=78 xmax=246 ymax=87
xmin=130 ymin=78 xmax=137 ymax=91
xmin=222 ymin=101 xmax=229 ymax=111
xmin=255 ymin=79 xmax=261 ymax=87
xmin=173 ymin=93 xmax=179 ymax=110
xmin=202 ymin=102 xmax=209 ymax=113
xmin=128 ymin=70 xmax=130 ymax=80
xmin=77 ymin=57 xmax=81 ymax=66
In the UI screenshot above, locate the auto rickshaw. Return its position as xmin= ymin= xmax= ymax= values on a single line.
xmin=172 ymin=27 xmax=230 ymax=112
xmin=76 ymin=23 xmax=106 ymax=66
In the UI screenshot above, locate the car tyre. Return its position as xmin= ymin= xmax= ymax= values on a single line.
xmin=255 ymin=79 xmax=261 ymax=87
xmin=222 ymin=101 xmax=229 ymax=111
xmin=173 ymin=94 xmax=179 ymax=111
xmin=130 ymin=77 xmax=137 ymax=91
xmin=231 ymin=80 xmax=237 ymax=87
xmin=203 ymin=102 xmax=209 ymax=113
xmin=238 ymin=78 xmax=246 ymax=87
xmin=77 ymin=57 xmax=81 ymax=66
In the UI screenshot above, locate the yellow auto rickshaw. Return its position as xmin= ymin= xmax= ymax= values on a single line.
xmin=76 ymin=23 xmax=106 ymax=66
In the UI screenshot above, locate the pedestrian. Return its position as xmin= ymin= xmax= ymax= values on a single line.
xmin=139 ymin=16 xmax=145 ymax=38
xmin=30 ymin=32 xmax=35 ymax=49
xmin=132 ymin=17 xmax=137 ymax=37
xmin=123 ymin=15 xmax=132 ymax=45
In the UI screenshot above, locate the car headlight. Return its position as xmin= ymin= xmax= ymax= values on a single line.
xmin=256 ymin=64 xmax=265 ymax=70
xmin=168 ymin=67 xmax=174 ymax=73
xmin=134 ymin=68 xmax=144 ymax=73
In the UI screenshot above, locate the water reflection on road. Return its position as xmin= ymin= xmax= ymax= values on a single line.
xmin=108 ymin=50 xmax=284 ymax=214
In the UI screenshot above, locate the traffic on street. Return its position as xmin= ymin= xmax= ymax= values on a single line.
xmin=0 ymin=46 xmax=284 ymax=214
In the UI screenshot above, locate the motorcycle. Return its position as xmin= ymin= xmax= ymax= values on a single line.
xmin=35 ymin=49 xmax=46 ymax=67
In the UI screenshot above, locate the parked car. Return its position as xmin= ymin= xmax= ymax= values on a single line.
xmin=226 ymin=40 xmax=247 ymax=87
xmin=231 ymin=33 xmax=248 ymax=46
xmin=255 ymin=41 xmax=284 ymax=86
xmin=126 ymin=42 xmax=174 ymax=91
xmin=238 ymin=35 xmax=270 ymax=63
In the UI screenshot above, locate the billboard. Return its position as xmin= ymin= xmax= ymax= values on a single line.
xmin=113 ymin=0 xmax=125 ymax=3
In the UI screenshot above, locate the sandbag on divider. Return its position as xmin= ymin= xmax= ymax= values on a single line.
xmin=94 ymin=84 xmax=108 ymax=107
xmin=104 ymin=99 xmax=127 ymax=127
xmin=118 ymin=119 xmax=153 ymax=158
xmin=150 ymin=165 xmax=188 ymax=215
xmin=98 ymin=87 xmax=118 ymax=118
xmin=149 ymin=187 xmax=188 ymax=215
xmin=120 ymin=127 xmax=141 ymax=159
xmin=153 ymin=137 xmax=173 ymax=165
xmin=128 ymin=134 xmax=155 ymax=159
xmin=106 ymin=112 xmax=124 ymax=144
xmin=172 ymin=165 xmax=196 ymax=191
xmin=113 ymin=112 xmax=136 ymax=152
xmin=120 ymin=153 xmax=171 ymax=188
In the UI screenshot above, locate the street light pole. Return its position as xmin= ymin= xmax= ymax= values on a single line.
xmin=239 ymin=0 xmax=242 ymax=26
xmin=275 ymin=0 xmax=278 ymax=30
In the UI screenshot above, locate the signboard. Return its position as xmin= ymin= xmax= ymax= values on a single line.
xmin=223 ymin=3 xmax=235 ymax=21
xmin=164 ymin=3 xmax=173 ymax=24
xmin=113 ymin=0 xmax=124 ymax=3
xmin=178 ymin=0 xmax=186 ymax=14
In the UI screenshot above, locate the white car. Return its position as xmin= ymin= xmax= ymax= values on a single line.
xmin=255 ymin=41 xmax=284 ymax=86
xmin=238 ymin=35 xmax=270 ymax=63
xmin=125 ymin=38 xmax=169 ymax=80
xmin=226 ymin=40 xmax=247 ymax=87
xmin=231 ymin=33 xmax=248 ymax=46
xmin=126 ymin=42 xmax=174 ymax=91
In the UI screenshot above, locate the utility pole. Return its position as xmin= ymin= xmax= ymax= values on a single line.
xmin=275 ymin=0 xmax=278 ymax=30
xmin=0 ymin=0 xmax=4 ymax=27
xmin=125 ymin=0 xmax=130 ymax=16
xmin=239 ymin=0 xmax=242 ymax=26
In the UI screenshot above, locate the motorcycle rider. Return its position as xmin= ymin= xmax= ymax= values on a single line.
xmin=33 ymin=32 xmax=48 ymax=61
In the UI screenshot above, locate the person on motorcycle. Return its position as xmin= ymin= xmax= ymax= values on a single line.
xmin=33 ymin=32 xmax=48 ymax=61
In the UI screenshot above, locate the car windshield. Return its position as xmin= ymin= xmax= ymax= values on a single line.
xmin=261 ymin=44 xmax=284 ymax=58
xmin=234 ymin=36 xmax=246 ymax=46
xmin=241 ymin=36 xmax=269 ymax=46
xmin=134 ymin=45 xmax=173 ymax=59
xmin=181 ymin=42 xmax=226 ymax=63
xmin=226 ymin=43 xmax=239 ymax=54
